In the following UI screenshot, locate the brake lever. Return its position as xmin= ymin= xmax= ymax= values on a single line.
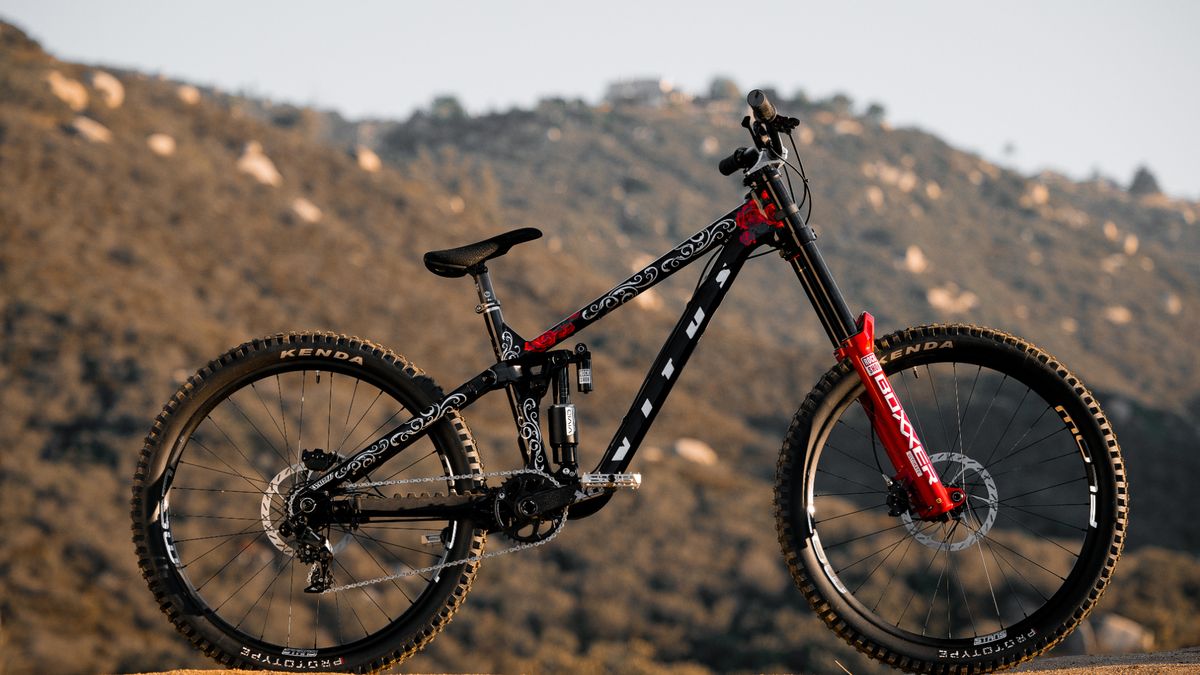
xmin=771 ymin=115 xmax=800 ymax=133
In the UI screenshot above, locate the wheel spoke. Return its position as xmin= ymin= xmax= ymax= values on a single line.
xmin=191 ymin=424 xmax=270 ymax=492
xmin=814 ymin=503 xmax=887 ymax=525
xmin=983 ymin=403 xmax=1053 ymax=470
xmin=979 ymin=386 xmax=1033 ymax=468
xmin=963 ymin=374 xmax=1007 ymax=457
xmin=296 ymin=370 xmax=307 ymax=462
xmin=336 ymin=390 xmax=385 ymax=455
xmin=926 ymin=363 xmax=955 ymax=456
xmin=961 ymin=519 xmax=1066 ymax=583
xmin=986 ymin=426 xmax=1072 ymax=470
xmin=226 ymin=393 xmax=293 ymax=470
xmin=336 ymin=378 xmax=362 ymax=455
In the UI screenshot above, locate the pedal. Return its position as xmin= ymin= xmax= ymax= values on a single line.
xmin=580 ymin=473 xmax=642 ymax=489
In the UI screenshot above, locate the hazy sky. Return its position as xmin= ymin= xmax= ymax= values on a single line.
xmin=3 ymin=1 xmax=1197 ymax=197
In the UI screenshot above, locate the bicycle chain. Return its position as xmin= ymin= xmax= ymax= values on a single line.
xmin=320 ymin=468 xmax=566 ymax=594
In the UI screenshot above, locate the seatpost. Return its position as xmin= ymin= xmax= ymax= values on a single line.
xmin=471 ymin=267 xmax=509 ymax=361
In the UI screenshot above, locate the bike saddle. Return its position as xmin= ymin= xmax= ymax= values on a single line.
xmin=423 ymin=227 xmax=542 ymax=278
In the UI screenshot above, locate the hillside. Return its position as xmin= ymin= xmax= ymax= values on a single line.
xmin=2 ymin=20 xmax=1199 ymax=674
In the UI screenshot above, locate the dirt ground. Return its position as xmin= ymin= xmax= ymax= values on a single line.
xmin=1014 ymin=646 xmax=1200 ymax=674
xmin=133 ymin=647 xmax=1200 ymax=674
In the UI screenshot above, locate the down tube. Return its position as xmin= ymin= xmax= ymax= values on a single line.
xmin=597 ymin=237 xmax=759 ymax=475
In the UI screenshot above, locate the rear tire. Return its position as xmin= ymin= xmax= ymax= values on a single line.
xmin=775 ymin=324 xmax=1127 ymax=673
xmin=131 ymin=332 xmax=485 ymax=672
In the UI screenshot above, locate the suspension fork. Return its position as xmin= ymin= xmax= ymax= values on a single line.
xmin=755 ymin=166 xmax=964 ymax=519
xmin=834 ymin=313 xmax=965 ymax=518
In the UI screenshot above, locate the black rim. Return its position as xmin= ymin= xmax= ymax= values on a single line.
xmin=158 ymin=361 xmax=473 ymax=655
xmin=803 ymin=350 xmax=1105 ymax=647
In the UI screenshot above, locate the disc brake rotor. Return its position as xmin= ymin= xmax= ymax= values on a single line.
xmin=262 ymin=462 xmax=352 ymax=556
xmin=901 ymin=452 xmax=998 ymax=551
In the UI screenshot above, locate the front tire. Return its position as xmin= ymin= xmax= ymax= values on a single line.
xmin=131 ymin=332 xmax=485 ymax=672
xmin=775 ymin=324 xmax=1127 ymax=673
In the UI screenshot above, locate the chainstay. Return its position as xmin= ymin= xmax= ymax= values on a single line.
xmin=344 ymin=467 xmax=549 ymax=491
xmin=322 ymin=468 xmax=565 ymax=593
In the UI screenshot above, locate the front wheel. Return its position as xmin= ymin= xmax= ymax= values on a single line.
xmin=775 ymin=324 xmax=1127 ymax=673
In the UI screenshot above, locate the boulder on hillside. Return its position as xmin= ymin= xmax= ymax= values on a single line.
xmin=69 ymin=116 xmax=112 ymax=143
xmin=89 ymin=70 xmax=124 ymax=108
xmin=236 ymin=141 xmax=282 ymax=187
xmin=354 ymin=145 xmax=381 ymax=172
xmin=1094 ymin=614 xmax=1155 ymax=654
xmin=903 ymin=245 xmax=928 ymax=274
xmin=45 ymin=70 xmax=88 ymax=111
xmin=1103 ymin=305 xmax=1133 ymax=325
xmin=146 ymin=133 xmax=176 ymax=157
xmin=673 ymin=438 xmax=718 ymax=465
xmin=927 ymin=283 xmax=978 ymax=314
xmin=177 ymin=84 xmax=201 ymax=105
xmin=290 ymin=197 xmax=322 ymax=224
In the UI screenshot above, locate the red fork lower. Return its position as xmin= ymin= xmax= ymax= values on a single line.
xmin=835 ymin=313 xmax=965 ymax=519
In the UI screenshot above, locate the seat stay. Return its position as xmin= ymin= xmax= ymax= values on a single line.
xmin=301 ymin=347 xmax=574 ymax=495
xmin=303 ymin=369 xmax=498 ymax=493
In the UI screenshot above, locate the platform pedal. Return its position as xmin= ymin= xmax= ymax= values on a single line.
xmin=580 ymin=472 xmax=642 ymax=489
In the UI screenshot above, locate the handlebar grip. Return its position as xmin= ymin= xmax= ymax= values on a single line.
xmin=718 ymin=147 xmax=753 ymax=176
xmin=747 ymin=89 xmax=776 ymax=122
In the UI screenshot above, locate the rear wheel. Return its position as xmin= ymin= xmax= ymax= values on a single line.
xmin=131 ymin=332 xmax=485 ymax=672
xmin=775 ymin=324 xmax=1126 ymax=673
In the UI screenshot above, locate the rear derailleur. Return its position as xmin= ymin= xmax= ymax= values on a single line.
xmin=299 ymin=538 xmax=334 ymax=593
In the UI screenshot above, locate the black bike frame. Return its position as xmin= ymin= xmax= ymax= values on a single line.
xmin=305 ymin=162 xmax=862 ymax=512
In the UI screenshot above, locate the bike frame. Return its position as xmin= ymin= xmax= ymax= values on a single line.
xmin=302 ymin=156 xmax=960 ymax=520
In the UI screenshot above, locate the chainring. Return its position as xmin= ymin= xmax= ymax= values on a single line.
xmin=493 ymin=473 xmax=566 ymax=543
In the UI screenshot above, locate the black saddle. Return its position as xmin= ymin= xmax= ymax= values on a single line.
xmin=422 ymin=227 xmax=542 ymax=278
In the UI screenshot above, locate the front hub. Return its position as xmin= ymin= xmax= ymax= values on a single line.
xmin=901 ymin=452 xmax=998 ymax=550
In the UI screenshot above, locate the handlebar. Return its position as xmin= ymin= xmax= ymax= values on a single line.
xmin=747 ymin=89 xmax=777 ymax=122
xmin=718 ymin=147 xmax=755 ymax=176
xmin=716 ymin=89 xmax=801 ymax=175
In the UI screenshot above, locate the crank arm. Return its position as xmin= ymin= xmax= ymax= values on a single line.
xmin=518 ymin=474 xmax=643 ymax=516
xmin=515 ymin=484 xmax=579 ymax=516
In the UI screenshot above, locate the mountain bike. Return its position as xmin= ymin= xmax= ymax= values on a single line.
xmin=131 ymin=90 xmax=1127 ymax=673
